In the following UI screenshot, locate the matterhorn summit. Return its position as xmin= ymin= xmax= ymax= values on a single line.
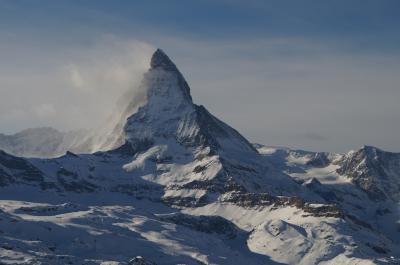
xmin=124 ymin=49 xmax=257 ymax=155
xmin=0 ymin=49 xmax=398 ymax=265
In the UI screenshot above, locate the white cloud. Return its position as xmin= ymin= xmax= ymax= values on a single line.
xmin=68 ymin=65 xmax=86 ymax=90
xmin=33 ymin=104 xmax=56 ymax=119
xmin=0 ymin=37 xmax=155 ymax=133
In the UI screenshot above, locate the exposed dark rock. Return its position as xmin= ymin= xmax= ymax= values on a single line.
xmin=306 ymin=152 xmax=330 ymax=167
xmin=193 ymin=165 xmax=207 ymax=173
xmin=16 ymin=203 xmax=85 ymax=216
xmin=64 ymin=151 xmax=79 ymax=158
xmin=162 ymin=195 xmax=209 ymax=208
xmin=57 ymin=167 xmax=78 ymax=178
xmin=222 ymin=191 xmax=344 ymax=218
xmin=221 ymin=192 xmax=274 ymax=207
xmin=301 ymin=204 xmax=344 ymax=218
xmin=171 ymin=177 xmax=246 ymax=194
xmin=2 ymin=244 xmax=13 ymax=250
xmin=346 ymin=215 xmax=373 ymax=230
xmin=273 ymin=196 xmax=305 ymax=209
xmin=111 ymin=184 xmax=163 ymax=199
xmin=159 ymin=213 xmax=239 ymax=239
xmin=304 ymin=178 xmax=342 ymax=202
xmin=274 ymin=197 xmax=343 ymax=218
xmin=57 ymin=177 xmax=97 ymax=193
xmin=366 ymin=243 xmax=389 ymax=254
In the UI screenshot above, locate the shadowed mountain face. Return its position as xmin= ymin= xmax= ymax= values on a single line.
xmin=336 ymin=146 xmax=400 ymax=201
xmin=0 ymin=49 xmax=399 ymax=264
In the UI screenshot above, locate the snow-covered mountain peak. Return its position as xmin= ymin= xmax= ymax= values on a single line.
xmin=123 ymin=49 xmax=257 ymax=157
xmin=357 ymin=145 xmax=380 ymax=158
xmin=337 ymin=145 xmax=400 ymax=201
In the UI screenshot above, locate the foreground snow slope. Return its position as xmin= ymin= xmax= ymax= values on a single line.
xmin=0 ymin=49 xmax=399 ymax=265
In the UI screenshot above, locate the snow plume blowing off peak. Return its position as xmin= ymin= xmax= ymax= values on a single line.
xmin=80 ymin=48 xmax=197 ymax=154
xmin=0 ymin=39 xmax=155 ymax=158
xmin=0 ymin=47 xmax=257 ymax=158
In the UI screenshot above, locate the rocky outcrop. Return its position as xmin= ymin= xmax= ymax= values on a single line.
xmin=221 ymin=191 xmax=343 ymax=218
xmin=337 ymin=146 xmax=400 ymax=201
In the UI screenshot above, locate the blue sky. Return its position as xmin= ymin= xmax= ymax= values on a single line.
xmin=0 ymin=0 xmax=400 ymax=152
xmin=1 ymin=0 xmax=399 ymax=43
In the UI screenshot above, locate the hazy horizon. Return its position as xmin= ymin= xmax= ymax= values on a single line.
xmin=1 ymin=0 xmax=400 ymax=153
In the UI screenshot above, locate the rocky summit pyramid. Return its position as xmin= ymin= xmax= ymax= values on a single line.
xmin=0 ymin=49 xmax=399 ymax=265
xmin=124 ymin=49 xmax=257 ymax=154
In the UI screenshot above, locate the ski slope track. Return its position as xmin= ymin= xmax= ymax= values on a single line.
xmin=0 ymin=49 xmax=399 ymax=265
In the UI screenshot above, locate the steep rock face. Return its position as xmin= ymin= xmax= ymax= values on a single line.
xmin=124 ymin=49 xmax=257 ymax=155
xmin=337 ymin=146 xmax=400 ymax=201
